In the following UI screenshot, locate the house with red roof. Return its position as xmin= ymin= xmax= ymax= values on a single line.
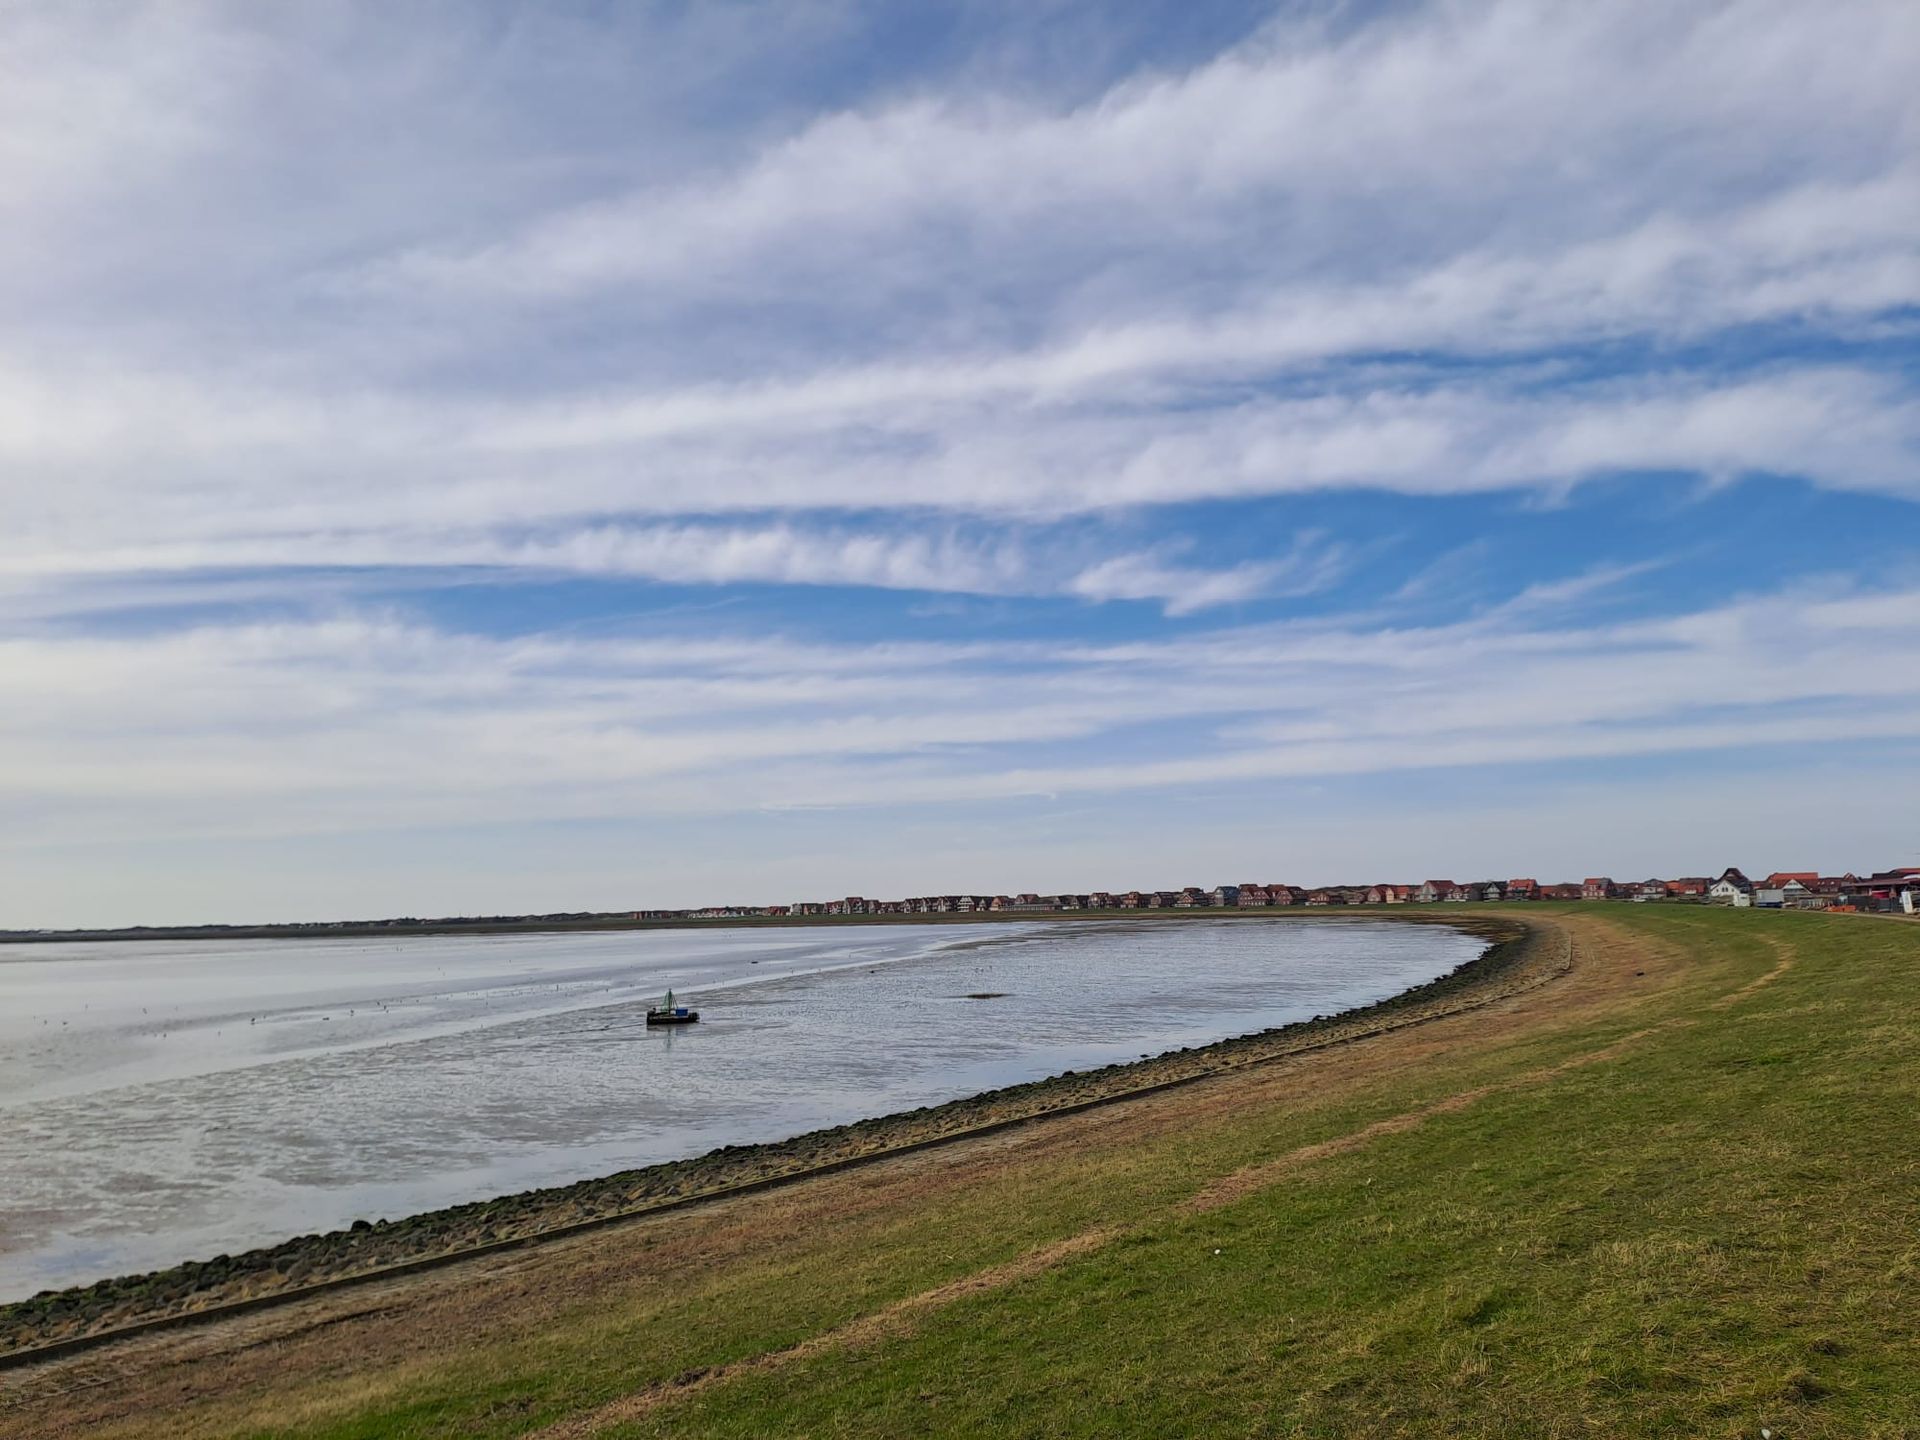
xmin=1754 ymin=877 xmax=1814 ymax=908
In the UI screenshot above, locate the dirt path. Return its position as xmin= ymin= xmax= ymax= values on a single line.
xmin=2 ymin=911 xmax=1766 ymax=1439
xmin=530 ymin=1227 xmax=1125 ymax=1438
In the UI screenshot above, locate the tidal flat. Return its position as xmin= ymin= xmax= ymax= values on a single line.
xmin=0 ymin=917 xmax=1484 ymax=1303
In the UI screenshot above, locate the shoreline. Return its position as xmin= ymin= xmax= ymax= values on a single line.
xmin=0 ymin=912 xmax=1560 ymax=1365
xmin=2 ymin=904 xmax=1516 ymax=945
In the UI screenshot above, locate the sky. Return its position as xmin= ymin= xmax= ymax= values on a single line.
xmin=2 ymin=0 xmax=1918 ymax=928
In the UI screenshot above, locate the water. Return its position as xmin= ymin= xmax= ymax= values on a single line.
xmin=0 ymin=919 xmax=1481 ymax=1298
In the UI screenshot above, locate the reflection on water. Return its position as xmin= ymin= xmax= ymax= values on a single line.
xmin=0 ymin=919 xmax=1481 ymax=1297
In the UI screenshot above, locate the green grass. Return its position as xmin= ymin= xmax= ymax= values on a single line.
xmin=148 ymin=907 xmax=1918 ymax=1440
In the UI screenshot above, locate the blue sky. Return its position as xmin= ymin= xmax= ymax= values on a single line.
xmin=2 ymin=0 xmax=1918 ymax=926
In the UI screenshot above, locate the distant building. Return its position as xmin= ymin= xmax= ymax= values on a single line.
xmin=1754 ymin=878 xmax=1813 ymax=908
xmin=1709 ymin=868 xmax=1754 ymax=906
xmin=1581 ymin=878 xmax=1616 ymax=900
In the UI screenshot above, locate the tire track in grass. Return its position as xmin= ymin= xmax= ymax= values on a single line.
xmin=1710 ymin=932 xmax=1795 ymax=1009
xmin=530 ymin=1228 xmax=1123 ymax=1437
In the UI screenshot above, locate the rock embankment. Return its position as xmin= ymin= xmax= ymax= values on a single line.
xmin=1 ymin=914 xmax=1560 ymax=1361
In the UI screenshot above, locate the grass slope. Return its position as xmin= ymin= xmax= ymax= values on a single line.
xmin=18 ymin=907 xmax=1918 ymax=1440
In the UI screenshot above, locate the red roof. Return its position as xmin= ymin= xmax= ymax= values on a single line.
xmin=1764 ymin=872 xmax=1818 ymax=886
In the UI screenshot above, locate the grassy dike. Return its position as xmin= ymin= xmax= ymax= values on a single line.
xmin=7 ymin=906 xmax=1917 ymax=1439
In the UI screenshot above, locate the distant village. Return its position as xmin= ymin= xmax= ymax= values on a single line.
xmin=12 ymin=865 xmax=1914 ymax=944
xmin=641 ymin=865 xmax=1920 ymax=922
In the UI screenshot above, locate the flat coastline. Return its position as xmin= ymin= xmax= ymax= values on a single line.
xmin=0 ymin=912 xmax=1556 ymax=1364
xmin=2 ymin=905 xmax=1398 ymax=945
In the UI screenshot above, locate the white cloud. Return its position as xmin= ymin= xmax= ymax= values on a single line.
xmin=1068 ymin=555 xmax=1277 ymax=615
xmin=0 ymin=520 xmax=1343 ymax=619
xmin=379 ymin=1 xmax=1918 ymax=311
xmin=0 ymin=0 xmax=1914 ymax=588
xmin=3 ymin=367 xmax=1914 ymax=609
xmin=1067 ymin=533 xmax=1346 ymax=615
xmin=4 ymin=583 xmax=1916 ymax=858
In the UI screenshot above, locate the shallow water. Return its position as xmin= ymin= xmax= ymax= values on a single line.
xmin=0 ymin=919 xmax=1481 ymax=1298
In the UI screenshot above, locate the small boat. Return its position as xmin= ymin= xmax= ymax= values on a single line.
xmin=646 ymin=988 xmax=699 ymax=1026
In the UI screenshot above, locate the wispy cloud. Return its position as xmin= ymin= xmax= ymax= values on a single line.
xmin=0 ymin=520 xmax=1349 ymax=619
xmin=5 ymin=582 xmax=1916 ymax=850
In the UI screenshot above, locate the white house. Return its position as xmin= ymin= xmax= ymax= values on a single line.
xmin=1709 ymin=868 xmax=1754 ymax=906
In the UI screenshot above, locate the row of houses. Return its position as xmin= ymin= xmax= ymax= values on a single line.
xmin=635 ymin=865 xmax=1920 ymax=923
xmin=1696 ymin=867 xmax=1920 ymax=911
